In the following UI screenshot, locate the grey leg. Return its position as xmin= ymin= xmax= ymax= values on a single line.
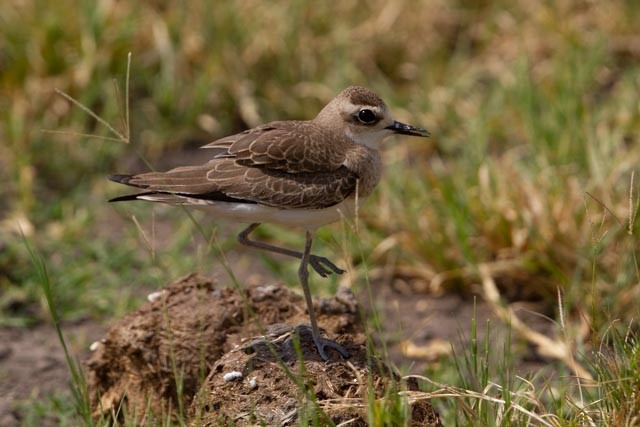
xmin=298 ymin=231 xmax=349 ymax=361
xmin=237 ymin=223 xmax=345 ymax=277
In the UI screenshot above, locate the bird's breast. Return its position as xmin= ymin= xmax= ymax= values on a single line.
xmin=343 ymin=146 xmax=382 ymax=199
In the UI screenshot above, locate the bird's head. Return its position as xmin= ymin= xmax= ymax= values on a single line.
xmin=315 ymin=86 xmax=430 ymax=148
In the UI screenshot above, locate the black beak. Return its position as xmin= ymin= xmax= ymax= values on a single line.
xmin=385 ymin=120 xmax=430 ymax=137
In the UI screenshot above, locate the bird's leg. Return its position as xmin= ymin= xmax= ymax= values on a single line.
xmin=298 ymin=231 xmax=349 ymax=361
xmin=237 ymin=223 xmax=345 ymax=277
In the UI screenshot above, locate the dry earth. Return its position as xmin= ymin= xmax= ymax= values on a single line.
xmin=0 ymin=271 xmax=553 ymax=425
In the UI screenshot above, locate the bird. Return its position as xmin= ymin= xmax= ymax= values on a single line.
xmin=108 ymin=86 xmax=429 ymax=361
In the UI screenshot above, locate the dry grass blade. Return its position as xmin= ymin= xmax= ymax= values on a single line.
xmin=53 ymin=89 xmax=129 ymax=143
xmin=405 ymin=375 xmax=560 ymax=427
xmin=478 ymin=264 xmax=592 ymax=380
xmin=40 ymin=129 xmax=125 ymax=142
xmin=131 ymin=214 xmax=155 ymax=260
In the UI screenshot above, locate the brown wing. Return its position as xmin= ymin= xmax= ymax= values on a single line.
xmin=201 ymin=121 xmax=349 ymax=173
xmin=111 ymin=120 xmax=359 ymax=208
xmin=111 ymin=159 xmax=358 ymax=209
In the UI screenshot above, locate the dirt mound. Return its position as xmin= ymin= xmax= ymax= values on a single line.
xmin=86 ymin=274 xmax=440 ymax=425
xmin=193 ymin=324 xmax=441 ymax=426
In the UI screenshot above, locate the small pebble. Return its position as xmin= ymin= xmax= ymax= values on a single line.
xmin=247 ymin=376 xmax=257 ymax=389
xmin=147 ymin=290 xmax=167 ymax=302
xmin=223 ymin=371 xmax=243 ymax=382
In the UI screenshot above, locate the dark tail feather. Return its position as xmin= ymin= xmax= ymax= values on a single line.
xmin=108 ymin=174 xmax=132 ymax=184
xmin=108 ymin=174 xmax=150 ymax=188
xmin=109 ymin=174 xmax=153 ymax=202
xmin=109 ymin=174 xmax=154 ymax=190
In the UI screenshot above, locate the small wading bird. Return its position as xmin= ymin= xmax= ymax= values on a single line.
xmin=109 ymin=86 xmax=429 ymax=361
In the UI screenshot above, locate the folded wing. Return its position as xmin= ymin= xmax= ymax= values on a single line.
xmin=110 ymin=122 xmax=359 ymax=209
xmin=202 ymin=121 xmax=348 ymax=173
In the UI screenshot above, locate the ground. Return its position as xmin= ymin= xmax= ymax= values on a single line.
xmin=0 ymin=269 xmax=553 ymax=425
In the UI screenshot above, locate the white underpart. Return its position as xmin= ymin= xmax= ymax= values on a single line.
xmin=345 ymin=127 xmax=392 ymax=149
xmin=138 ymin=196 xmax=360 ymax=232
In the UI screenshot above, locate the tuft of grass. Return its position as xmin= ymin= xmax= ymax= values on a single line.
xmin=22 ymin=233 xmax=94 ymax=426
xmin=588 ymin=323 xmax=640 ymax=426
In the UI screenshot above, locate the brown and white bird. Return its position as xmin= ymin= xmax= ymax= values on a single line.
xmin=109 ymin=86 xmax=429 ymax=360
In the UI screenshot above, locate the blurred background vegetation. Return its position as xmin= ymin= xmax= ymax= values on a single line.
xmin=2 ymin=0 xmax=640 ymax=423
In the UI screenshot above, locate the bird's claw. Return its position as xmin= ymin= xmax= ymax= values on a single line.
xmin=312 ymin=334 xmax=350 ymax=361
xmin=309 ymin=255 xmax=345 ymax=277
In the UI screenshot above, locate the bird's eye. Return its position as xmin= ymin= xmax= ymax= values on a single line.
xmin=357 ymin=109 xmax=378 ymax=124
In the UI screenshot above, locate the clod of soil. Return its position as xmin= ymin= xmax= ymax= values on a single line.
xmin=86 ymin=273 xmax=440 ymax=425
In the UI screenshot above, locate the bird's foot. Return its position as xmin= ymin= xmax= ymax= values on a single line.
xmin=309 ymin=255 xmax=345 ymax=277
xmin=242 ymin=323 xmax=295 ymax=355
xmin=312 ymin=333 xmax=350 ymax=362
xmin=242 ymin=324 xmax=349 ymax=362
xmin=292 ymin=324 xmax=349 ymax=361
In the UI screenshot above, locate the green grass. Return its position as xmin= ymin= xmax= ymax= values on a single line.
xmin=3 ymin=0 xmax=640 ymax=424
xmin=22 ymin=234 xmax=93 ymax=425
